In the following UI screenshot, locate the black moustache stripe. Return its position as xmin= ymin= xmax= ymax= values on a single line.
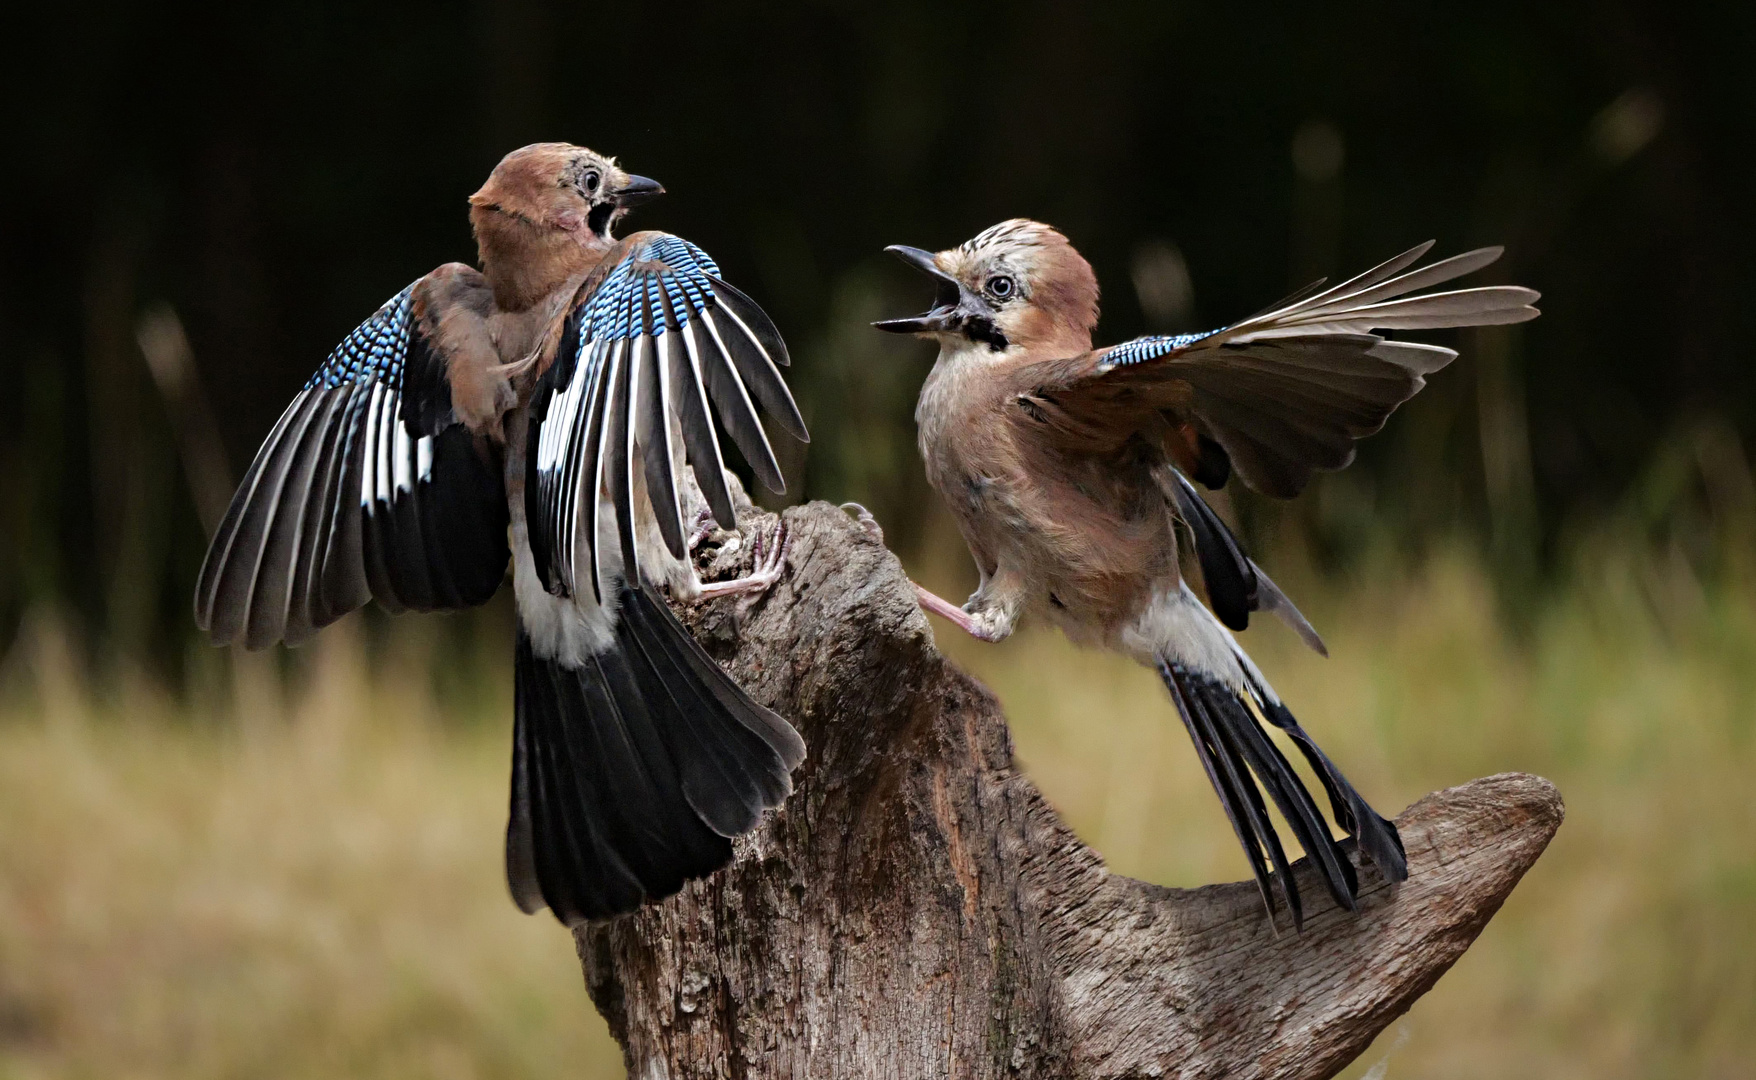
xmin=964 ymin=317 xmax=1009 ymax=352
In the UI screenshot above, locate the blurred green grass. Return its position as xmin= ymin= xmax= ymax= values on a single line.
xmin=4 ymin=523 xmax=1755 ymax=1078
xmin=0 ymin=618 xmax=625 ymax=1080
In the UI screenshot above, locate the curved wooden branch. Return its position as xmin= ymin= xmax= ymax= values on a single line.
xmin=577 ymin=501 xmax=1563 ymax=1079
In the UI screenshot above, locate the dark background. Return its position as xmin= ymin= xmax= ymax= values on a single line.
xmin=4 ymin=0 xmax=1753 ymax=669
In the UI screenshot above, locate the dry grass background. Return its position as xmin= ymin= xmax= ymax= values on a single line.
xmin=3 ymin=523 xmax=1754 ymax=1079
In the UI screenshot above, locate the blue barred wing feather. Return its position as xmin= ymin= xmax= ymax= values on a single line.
xmin=195 ymin=270 xmax=510 ymax=649
xmin=1096 ymin=331 xmax=1211 ymax=370
xmin=526 ymin=233 xmax=807 ymax=603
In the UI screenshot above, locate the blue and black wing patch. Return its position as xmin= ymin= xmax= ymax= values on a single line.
xmin=1095 ymin=331 xmax=1213 ymax=371
xmin=525 ymin=233 xmax=808 ymax=602
xmin=195 ymin=268 xmax=511 ymax=649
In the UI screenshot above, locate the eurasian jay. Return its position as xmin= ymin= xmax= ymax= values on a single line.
xmin=195 ymin=143 xmax=809 ymax=925
xmin=876 ymin=219 xmax=1539 ymax=925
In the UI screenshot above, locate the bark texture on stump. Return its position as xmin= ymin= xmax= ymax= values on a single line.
xmin=577 ymin=501 xmax=1563 ymax=1079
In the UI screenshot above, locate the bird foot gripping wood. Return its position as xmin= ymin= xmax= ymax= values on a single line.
xmin=694 ymin=518 xmax=792 ymax=603
xmin=839 ymin=501 xmax=1006 ymax=642
xmin=580 ymin=500 xmax=1563 ymax=1080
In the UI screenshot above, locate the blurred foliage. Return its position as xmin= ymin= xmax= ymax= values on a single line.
xmin=0 ymin=616 xmax=623 ymax=1079
xmin=4 ymin=504 xmax=1753 ymax=1078
xmin=3 ymin=1 xmax=1756 ymax=670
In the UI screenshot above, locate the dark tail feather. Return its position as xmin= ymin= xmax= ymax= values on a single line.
xmin=514 ymin=649 xmax=651 ymax=924
xmin=614 ymin=587 xmax=805 ymax=832
xmin=1260 ymin=701 xmax=1408 ymax=883
xmin=1161 ymin=662 xmax=1379 ymax=925
xmin=1163 ymin=667 xmax=1299 ymax=926
xmin=508 ymin=584 xmax=804 ymax=924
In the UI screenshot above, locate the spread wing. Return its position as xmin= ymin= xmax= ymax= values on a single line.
xmin=525 ymin=232 xmax=808 ymax=602
xmin=195 ymin=264 xmax=512 ymax=649
xmin=1018 ymin=242 xmax=1541 ymax=498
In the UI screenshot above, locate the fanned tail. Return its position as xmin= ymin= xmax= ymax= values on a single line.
xmin=508 ymin=583 xmax=805 ymax=925
xmin=1149 ymin=585 xmax=1406 ymax=929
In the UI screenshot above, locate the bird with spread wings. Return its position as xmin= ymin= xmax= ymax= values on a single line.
xmin=876 ymin=220 xmax=1539 ymax=927
xmin=194 ymin=143 xmax=809 ymax=925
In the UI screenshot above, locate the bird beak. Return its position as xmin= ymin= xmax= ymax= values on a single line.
xmin=873 ymin=245 xmax=996 ymax=336
xmin=612 ymin=175 xmax=665 ymax=207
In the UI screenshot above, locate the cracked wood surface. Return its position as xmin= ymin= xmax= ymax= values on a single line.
xmin=576 ymin=500 xmax=1563 ymax=1079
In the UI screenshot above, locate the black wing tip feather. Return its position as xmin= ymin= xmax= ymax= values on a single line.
xmin=708 ymin=275 xmax=792 ymax=368
xmin=1169 ymin=470 xmax=1328 ymax=655
xmin=1168 ymin=472 xmax=1254 ymax=632
xmin=508 ymin=585 xmax=804 ymax=924
xmin=705 ymin=277 xmax=808 ymax=441
xmin=201 ymin=389 xmax=335 ymax=649
xmin=362 ymin=424 xmax=509 ymax=615
xmin=197 ymin=380 xmax=509 ymax=649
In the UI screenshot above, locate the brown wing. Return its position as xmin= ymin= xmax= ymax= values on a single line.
xmin=1014 ymin=243 xmax=1539 ymax=498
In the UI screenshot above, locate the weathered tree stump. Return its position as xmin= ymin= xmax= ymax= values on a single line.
xmin=577 ymin=501 xmax=1563 ymax=1079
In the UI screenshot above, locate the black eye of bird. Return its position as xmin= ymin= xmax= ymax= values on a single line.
xmin=583 ymin=171 xmax=601 ymax=193
xmin=987 ymin=275 xmax=1016 ymax=300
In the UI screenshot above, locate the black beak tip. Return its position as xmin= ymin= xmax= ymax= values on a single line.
xmin=614 ymin=175 xmax=665 ymax=207
xmin=884 ymin=245 xmax=943 ymax=276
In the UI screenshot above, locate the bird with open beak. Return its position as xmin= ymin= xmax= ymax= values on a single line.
xmin=195 ymin=142 xmax=810 ymax=925
xmin=876 ymin=218 xmax=1540 ymax=926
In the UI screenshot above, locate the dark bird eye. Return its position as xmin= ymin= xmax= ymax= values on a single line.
xmin=583 ymin=171 xmax=601 ymax=193
xmin=987 ymin=275 xmax=1016 ymax=299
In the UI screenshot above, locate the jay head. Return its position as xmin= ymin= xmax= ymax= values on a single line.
xmin=874 ymin=219 xmax=1101 ymax=359
xmin=467 ymin=142 xmax=663 ymax=308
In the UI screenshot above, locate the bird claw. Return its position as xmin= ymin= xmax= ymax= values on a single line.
xmin=840 ymin=502 xmax=884 ymax=544
xmin=687 ymin=504 xmax=721 ymax=556
xmin=696 ymin=518 xmax=791 ymax=603
xmin=747 ymin=519 xmax=790 ymax=586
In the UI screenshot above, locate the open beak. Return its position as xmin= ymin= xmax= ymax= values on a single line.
xmin=612 ymin=174 xmax=665 ymax=207
xmin=873 ymin=245 xmax=995 ymax=336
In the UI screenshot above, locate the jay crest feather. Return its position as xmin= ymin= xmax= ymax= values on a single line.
xmin=942 ymin=219 xmax=1101 ymax=356
xmin=954 ymin=219 xmax=1100 ymax=334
